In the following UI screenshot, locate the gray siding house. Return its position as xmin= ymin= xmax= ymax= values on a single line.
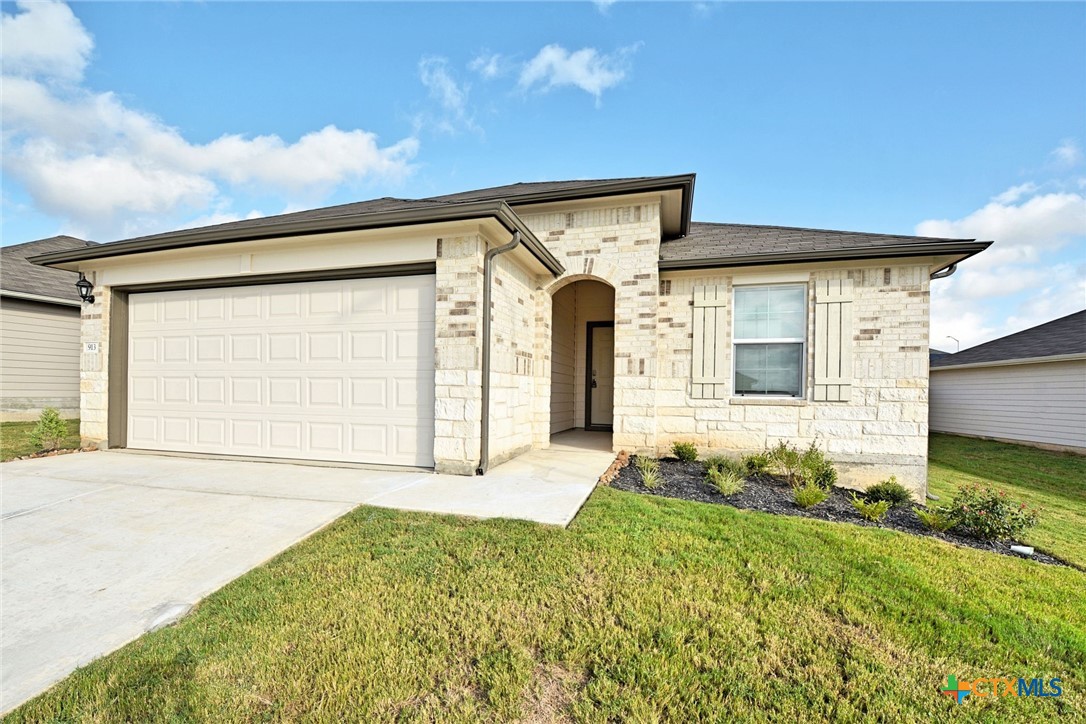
xmin=1 ymin=236 xmax=96 ymax=420
xmin=930 ymin=310 xmax=1086 ymax=453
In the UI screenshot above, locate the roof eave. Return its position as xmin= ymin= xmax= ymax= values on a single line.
xmin=0 ymin=289 xmax=81 ymax=307
xmin=931 ymin=352 xmax=1086 ymax=371
xmin=657 ymin=240 xmax=993 ymax=271
xmin=29 ymin=200 xmax=565 ymax=277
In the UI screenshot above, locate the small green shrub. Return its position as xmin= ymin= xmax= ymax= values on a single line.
xmin=851 ymin=494 xmax=892 ymax=523
xmin=768 ymin=441 xmax=803 ymax=485
xmin=671 ymin=441 xmax=698 ymax=463
xmin=794 ymin=483 xmax=829 ymax=509
xmin=946 ymin=484 xmax=1039 ymax=541
xmin=798 ymin=443 xmax=837 ymax=489
xmin=742 ymin=452 xmax=771 ymax=476
xmin=635 ymin=455 xmax=662 ymax=490
xmin=915 ymin=507 xmax=956 ymax=533
xmin=707 ymin=466 xmax=744 ymax=496
xmin=704 ymin=454 xmax=745 ymax=477
xmin=29 ymin=407 xmax=68 ymax=452
xmin=865 ymin=476 xmax=913 ymax=507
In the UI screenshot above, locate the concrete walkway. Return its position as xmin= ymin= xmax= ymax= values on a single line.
xmin=0 ymin=433 xmax=613 ymax=712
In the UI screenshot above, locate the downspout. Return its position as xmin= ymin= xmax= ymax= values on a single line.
xmin=477 ymin=230 xmax=522 ymax=475
xmin=930 ymin=263 xmax=957 ymax=280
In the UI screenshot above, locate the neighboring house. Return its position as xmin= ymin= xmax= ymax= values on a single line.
xmin=31 ymin=175 xmax=990 ymax=496
xmin=928 ymin=347 xmax=951 ymax=363
xmin=930 ymin=310 xmax=1086 ymax=453
xmin=1 ymin=236 xmax=97 ymax=420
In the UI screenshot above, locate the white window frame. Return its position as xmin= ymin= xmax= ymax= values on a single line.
xmin=732 ymin=282 xmax=808 ymax=399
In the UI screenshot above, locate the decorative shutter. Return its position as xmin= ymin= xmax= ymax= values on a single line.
xmin=691 ymin=285 xmax=729 ymax=399
xmin=813 ymin=279 xmax=854 ymax=402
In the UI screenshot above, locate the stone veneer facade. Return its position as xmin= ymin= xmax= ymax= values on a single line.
xmin=75 ymin=196 xmax=932 ymax=494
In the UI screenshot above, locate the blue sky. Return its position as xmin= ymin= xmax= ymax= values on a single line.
xmin=2 ymin=1 xmax=1084 ymax=349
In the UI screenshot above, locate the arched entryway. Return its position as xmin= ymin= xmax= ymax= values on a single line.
xmin=549 ymin=278 xmax=615 ymax=450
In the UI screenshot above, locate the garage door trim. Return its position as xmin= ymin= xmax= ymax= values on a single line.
xmin=107 ymin=262 xmax=437 ymax=450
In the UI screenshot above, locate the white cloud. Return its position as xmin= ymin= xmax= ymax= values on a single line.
xmin=1050 ymin=139 xmax=1083 ymax=168
xmin=469 ymin=52 xmax=503 ymax=80
xmin=921 ymin=177 xmax=1086 ymax=350
xmin=1 ymin=1 xmax=418 ymax=240
xmin=417 ymin=56 xmax=478 ymax=134
xmin=519 ymin=43 xmax=640 ymax=104
xmin=0 ymin=0 xmax=92 ymax=82
xmin=593 ymin=0 xmax=619 ymax=14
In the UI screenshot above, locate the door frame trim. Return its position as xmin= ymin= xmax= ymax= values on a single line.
xmin=584 ymin=321 xmax=615 ymax=432
xmin=106 ymin=263 xmax=437 ymax=451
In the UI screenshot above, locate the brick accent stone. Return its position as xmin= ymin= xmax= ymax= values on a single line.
xmin=79 ymin=278 xmax=111 ymax=448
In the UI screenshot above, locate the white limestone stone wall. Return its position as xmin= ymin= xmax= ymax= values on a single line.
xmin=520 ymin=201 xmax=663 ymax=454
xmin=77 ymin=278 xmax=110 ymax=448
xmin=656 ymin=263 xmax=931 ymax=495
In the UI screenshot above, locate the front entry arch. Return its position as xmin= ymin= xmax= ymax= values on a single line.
xmin=549 ymin=278 xmax=615 ymax=438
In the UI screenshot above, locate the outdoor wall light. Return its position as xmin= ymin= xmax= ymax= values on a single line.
xmin=75 ymin=273 xmax=95 ymax=304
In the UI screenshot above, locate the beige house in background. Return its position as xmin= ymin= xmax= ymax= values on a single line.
xmin=1 ymin=236 xmax=97 ymax=420
xmin=31 ymin=175 xmax=990 ymax=496
xmin=931 ymin=310 xmax=1086 ymax=453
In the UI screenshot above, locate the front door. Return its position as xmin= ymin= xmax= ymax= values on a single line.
xmin=586 ymin=322 xmax=614 ymax=430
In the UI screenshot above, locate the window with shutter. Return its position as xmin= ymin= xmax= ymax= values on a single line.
xmin=691 ymin=285 xmax=729 ymax=399
xmin=813 ymin=279 xmax=854 ymax=402
xmin=732 ymin=283 xmax=807 ymax=398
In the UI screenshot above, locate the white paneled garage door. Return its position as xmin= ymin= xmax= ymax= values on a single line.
xmin=127 ymin=275 xmax=436 ymax=467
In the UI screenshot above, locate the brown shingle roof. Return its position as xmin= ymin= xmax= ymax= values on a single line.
xmin=1 ymin=236 xmax=97 ymax=302
xmin=660 ymin=221 xmax=987 ymax=268
xmin=931 ymin=310 xmax=1086 ymax=368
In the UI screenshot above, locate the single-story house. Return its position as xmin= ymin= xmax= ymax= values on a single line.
xmin=930 ymin=310 xmax=1086 ymax=453
xmin=30 ymin=175 xmax=991 ymax=496
xmin=1 ymin=236 xmax=97 ymax=420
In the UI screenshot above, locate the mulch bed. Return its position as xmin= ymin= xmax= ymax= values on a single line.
xmin=609 ymin=455 xmax=1067 ymax=567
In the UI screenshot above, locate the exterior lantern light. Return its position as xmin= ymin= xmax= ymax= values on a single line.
xmin=75 ymin=273 xmax=95 ymax=304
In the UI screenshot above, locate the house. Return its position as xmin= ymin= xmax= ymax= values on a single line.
xmin=930 ymin=310 xmax=1086 ymax=453
xmin=1 ymin=236 xmax=97 ymax=420
xmin=30 ymin=175 xmax=991 ymax=496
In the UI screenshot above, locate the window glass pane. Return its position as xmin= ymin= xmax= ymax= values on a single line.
xmin=734 ymin=284 xmax=805 ymax=340
xmin=734 ymin=343 xmax=803 ymax=396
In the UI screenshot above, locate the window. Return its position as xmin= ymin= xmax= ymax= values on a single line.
xmin=733 ymin=284 xmax=807 ymax=397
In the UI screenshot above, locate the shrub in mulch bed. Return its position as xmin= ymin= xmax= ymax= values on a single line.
xmin=608 ymin=455 xmax=1066 ymax=567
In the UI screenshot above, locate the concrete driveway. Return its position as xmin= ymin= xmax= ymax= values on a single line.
xmin=1 ymin=437 xmax=610 ymax=712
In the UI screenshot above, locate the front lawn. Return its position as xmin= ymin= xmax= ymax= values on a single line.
xmin=0 ymin=418 xmax=81 ymax=461
xmin=11 ymin=451 xmax=1085 ymax=720
xmin=929 ymin=433 xmax=1086 ymax=568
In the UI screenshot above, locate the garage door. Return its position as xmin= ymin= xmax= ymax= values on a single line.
xmin=126 ymin=275 xmax=436 ymax=467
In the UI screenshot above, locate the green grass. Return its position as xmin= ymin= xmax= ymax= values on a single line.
xmin=0 ymin=418 xmax=80 ymax=461
xmin=10 ymin=468 xmax=1085 ymax=720
xmin=929 ymin=433 xmax=1086 ymax=568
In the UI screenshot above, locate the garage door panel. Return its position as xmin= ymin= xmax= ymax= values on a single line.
xmin=127 ymin=275 xmax=435 ymax=467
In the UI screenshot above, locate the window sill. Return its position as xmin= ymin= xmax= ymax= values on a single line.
xmin=729 ymin=397 xmax=807 ymax=407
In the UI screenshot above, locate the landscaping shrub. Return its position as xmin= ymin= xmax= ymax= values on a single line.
xmin=798 ymin=443 xmax=838 ymax=489
xmin=851 ymin=494 xmax=892 ymax=522
xmin=742 ymin=452 xmax=771 ymax=476
xmin=671 ymin=441 xmax=698 ymax=463
xmin=768 ymin=441 xmax=803 ymax=485
xmin=945 ymin=484 xmax=1039 ymax=541
xmin=865 ymin=476 xmax=913 ymax=507
xmin=634 ymin=456 xmax=662 ymax=490
xmin=793 ymin=483 xmax=828 ymax=509
xmin=705 ymin=454 xmax=745 ymax=477
xmin=915 ymin=507 xmax=956 ymax=533
xmin=29 ymin=408 xmax=68 ymax=452
xmin=707 ymin=466 xmax=744 ymax=496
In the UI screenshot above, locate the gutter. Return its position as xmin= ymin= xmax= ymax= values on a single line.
xmin=477 ymin=231 xmax=522 ymax=475
xmin=29 ymin=200 xmax=564 ymax=277
xmin=930 ymin=263 xmax=957 ymax=279
xmin=0 ymin=289 xmax=80 ymax=307
xmin=657 ymin=240 xmax=993 ymax=271
xmin=931 ymin=352 xmax=1086 ymax=372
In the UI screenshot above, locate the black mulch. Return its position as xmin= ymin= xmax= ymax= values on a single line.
xmin=610 ymin=456 xmax=1067 ymax=567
